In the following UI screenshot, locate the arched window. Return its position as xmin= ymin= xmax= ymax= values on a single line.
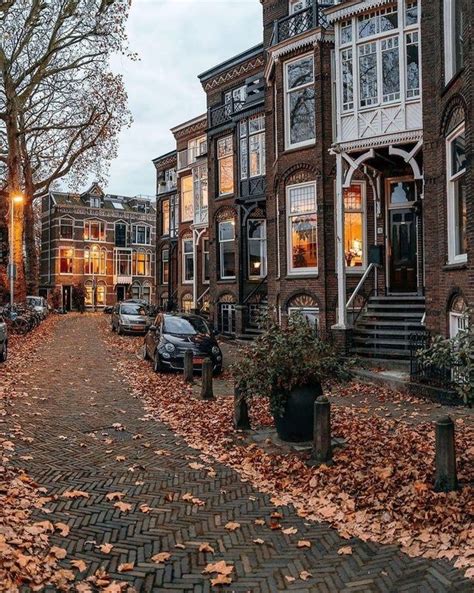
xmin=96 ymin=282 xmax=107 ymax=307
xmin=287 ymin=293 xmax=319 ymax=327
xmin=182 ymin=293 xmax=193 ymax=313
xmin=131 ymin=281 xmax=141 ymax=301
xmin=449 ymin=295 xmax=468 ymax=338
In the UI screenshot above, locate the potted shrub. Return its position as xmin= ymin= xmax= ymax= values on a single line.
xmin=232 ymin=313 xmax=349 ymax=442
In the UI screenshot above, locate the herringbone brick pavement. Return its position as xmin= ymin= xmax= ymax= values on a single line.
xmin=4 ymin=315 xmax=472 ymax=592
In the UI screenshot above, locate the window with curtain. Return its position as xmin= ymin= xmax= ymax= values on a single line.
xmin=84 ymin=247 xmax=106 ymax=275
xmin=286 ymin=183 xmax=318 ymax=274
xmin=162 ymin=200 xmax=170 ymax=235
xmin=181 ymin=175 xmax=193 ymax=221
xmin=84 ymin=219 xmax=105 ymax=242
xmin=218 ymin=136 xmax=234 ymax=195
xmin=344 ymin=184 xmax=365 ymax=269
xmin=59 ymin=248 xmax=74 ymax=274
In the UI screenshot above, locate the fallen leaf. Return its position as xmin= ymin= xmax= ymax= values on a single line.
xmin=253 ymin=538 xmax=265 ymax=545
xmin=282 ymin=527 xmax=298 ymax=535
xmin=224 ymin=521 xmax=240 ymax=531
xmin=338 ymin=546 xmax=353 ymax=555
xmin=300 ymin=570 xmax=312 ymax=581
xmin=203 ymin=561 xmax=234 ymax=576
xmin=98 ymin=543 xmax=113 ymax=554
xmin=105 ymin=492 xmax=125 ymax=501
xmin=114 ymin=501 xmax=132 ymax=513
xmin=285 ymin=575 xmax=296 ymax=583
xmin=151 ymin=552 xmax=171 ymax=564
xmin=71 ymin=559 xmax=87 ymax=572
xmin=198 ymin=543 xmax=215 ymax=553
xmin=118 ymin=562 xmax=134 ymax=572
xmin=297 ymin=540 xmax=311 ymax=548
xmin=62 ymin=490 xmax=89 ymax=499
xmin=50 ymin=546 xmax=67 ymax=559
xmin=210 ymin=574 xmax=232 ymax=586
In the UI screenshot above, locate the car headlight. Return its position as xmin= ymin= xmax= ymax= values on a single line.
xmin=212 ymin=346 xmax=220 ymax=355
xmin=164 ymin=343 xmax=175 ymax=353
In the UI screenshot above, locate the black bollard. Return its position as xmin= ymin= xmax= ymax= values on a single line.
xmin=311 ymin=395 xmax=332 ymax=465
xmin=234 ymin=384 xmax=250 ymax=430
xmin=434 ymin=415 xmax=458 ymax=492
xmin=183 ymin=350 xmax=194 ymax=383
xmin=200 ymin=358 xmax=215 ymax=400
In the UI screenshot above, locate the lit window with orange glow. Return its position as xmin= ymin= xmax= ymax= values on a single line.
xmin=181 ymin=175 xmax=193 ymax=222
xmin=286 ymin=182 xmax=318 ymax=274
xmin=217 ymin=136 xmax=234 ymax=196
xmin=343 ymin=183 xmax=365 ymax=269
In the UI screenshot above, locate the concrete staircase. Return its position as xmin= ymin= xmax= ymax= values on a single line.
xmin=352 ymin=295 xmax=425 ymax=362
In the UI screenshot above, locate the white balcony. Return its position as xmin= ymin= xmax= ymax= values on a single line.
xmin=177 ymin=141 xmax=208 ymax=171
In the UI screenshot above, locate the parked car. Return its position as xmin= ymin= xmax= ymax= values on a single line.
xmin=26 ymin=295 xmax=48 ymax=318
xmin=111 ymin=302 xmax=151 ymax=335
xmin=143 ymin=313 xmax=222 ymax=375
xmin=0 ymin=313 xmax=7 ymax=362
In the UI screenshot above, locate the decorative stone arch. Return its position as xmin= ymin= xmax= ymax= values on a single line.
xmin=216 ymin=291 xmax=236 ymax=304
xmin=214 ymin=205 xmax=237 ymax=223
xmin=447 ymin=290 xmax=468 ymax=314
xmin=285 ymin=291 xmax=320 ymax=311
xmin=179 ymin=228 xmax=193 ymax=240
xmin=242 ymin=204 xmax=266 ymax=225
xmin=274 ymin=163 xmax=320 ymax=193
xmin=440 ymin=94 xmax=467 ymax=137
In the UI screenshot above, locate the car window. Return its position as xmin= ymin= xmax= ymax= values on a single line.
xmin=163 ymin=316 xmax=209 ymax=336
xmin=120 ymin=304 xmax=146 ymax=316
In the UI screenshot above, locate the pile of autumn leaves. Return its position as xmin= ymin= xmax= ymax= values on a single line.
xmin=105 ymin=324 xmax=474 ymax=581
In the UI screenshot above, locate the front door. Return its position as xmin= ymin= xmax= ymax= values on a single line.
xmin=387 ymin=179 xmax=418 ymax=293
xmin=116 ymin=285 xmax=126 ymax=302
xmin=62 ymin=286 xmax=72 ymax=311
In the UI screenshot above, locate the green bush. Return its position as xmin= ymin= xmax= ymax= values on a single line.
xmin=232 ymin=312 xmax=349 ymax=418
xmin=416 ymin=319 xmax=474 ymax=406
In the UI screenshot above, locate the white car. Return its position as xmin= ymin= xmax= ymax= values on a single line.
xmin=0 ymin=314 xmax=7 ymax=362
xmin=26 ymin=296 xmax=48 ymax=318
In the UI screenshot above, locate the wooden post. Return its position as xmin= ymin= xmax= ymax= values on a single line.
xmin=234 ymin=384 xmax=250 ymax=430
xmin=200 ymin=358 xmax=215 ymax=400
xmin=311 ymin=395 xmax=332 ymax=465
xmin=183 ymin=350 xmax=194 ymax=383
xmin=434 ymin=415 xmax=458 ymax=492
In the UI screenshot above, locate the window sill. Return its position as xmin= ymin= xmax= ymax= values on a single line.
xmin=285 ymin=273 xmax=318 ymax=279
xmin=282 ymin=142 xmax=315 ymax=155
xmin=443 ymin=261 xmax=468 ymax=271
xmin=217 ymin=279 xmax=236 ymax=283
xmin=346 ymin=267 xmax=366 ymax=274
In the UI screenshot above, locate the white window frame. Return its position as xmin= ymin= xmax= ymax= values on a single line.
xmin=446 ymin=122 xmax=467 ymax=264
xmin=84 ymin=246 xmax=106 ymax=276
xmin=288 ymin=307 xmax=320 ymax=328
xmin=59 ymin=247 xmax=74 ymax=275
xmin=218 ymin=220 xmax=236 ymax=280
xmin=289 ymin=0 xmax=310 ymax=15
xmin=286 ymin=181 xmax=318 ymax=276
xmin=405 ymin=31 xmax=420 ymax=99
xmin=444 ymin=0 xmax=464 ymax=83
xmin=344 ymin=181 xmax=367 ymax=273
xmin=247 ymin=219 xmax=267 ymax=280
xmin=240 ymin=115 xmax=266 ymax=180
xmin=84 ymin=219 xmax=105 ymax=242
xmin=202 ymin=238 xmax=210 ymax=285
xmin=284 ymin=53 xmax=316 ymax=150
xmin=182 ymin=238 xmax=194 ymax=284
xmin=132 ymin=224 xmax=151 ymax=246
xmin=449 ymin=310 xmax=469 ymax=338
xmin=161 ymin=248 xmax=169 ymax=285
xmin=181 ymin=174 xmax=194 ymax=222
xmin=59 ymin=216 xmax=74 ymax=241
xmin=217 ymin=136 xmax=234 ymax=196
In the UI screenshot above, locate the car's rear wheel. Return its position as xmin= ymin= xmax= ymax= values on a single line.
xmin=0 ymin=342 xmax=7 ymax=363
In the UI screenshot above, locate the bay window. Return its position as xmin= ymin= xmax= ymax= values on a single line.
xmin=248 ymin=220 xmax=267 ymax=279
xmin=193 ymin=164 xmax=208 ymax=224
xmin=381 ymin=37 xmax=400 ymax=102
xmin=115 ymin=250 xmax=132 ymax=276
xmin=344 ymin=183 xmax=365 ymax=269
xmin=358 ymin=6 xmax=398 ymax=39
xmin=285 ymin=55 xmax=315 ymax=149
xmin=287 ymin=183 xmax=318 ymax=274
xmin=240 ymin=115 xmax=265 ymax=180
xmin=359 ymin=42 xmax=377 ymax=107
xmin=182 ymin=238 xmax=194 ymax=283
xmin=84 ymin=219 xmax=105 ymax=242
xmin=341 ymin=49 xmax=354 ymax=112
xmin=447 ymin=123 xmax=467 ymax=263
xmin=218 ymin=220 xmax=236 ymax=279
xmin=161 ymin=249 xmax=169 ymax=285
xmin=181 ymin=175 xmax=193 ymax=222
xmin=406 ymin=32 xmax=420 ymax=98
xmin=217 ymin=136 xmax=234 ymax=195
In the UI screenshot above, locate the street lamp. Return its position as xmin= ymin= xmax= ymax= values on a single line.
xmin=9 ymin=193 xmax=24 ymax=307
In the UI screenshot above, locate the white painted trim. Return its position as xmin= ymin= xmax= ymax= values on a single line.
xmin=284 ymin=53 xmax=316 ymax=151
xmin=286 ymin=181 xmax=318 ymax=276
xmin=326 ymin=0 xmax=396 ymax=24
xmin=446 ymin=122 xmax=467 ymax=265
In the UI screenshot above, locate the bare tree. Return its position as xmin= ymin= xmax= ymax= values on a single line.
xmin=0 ymin=0 xmax=132 ymax=297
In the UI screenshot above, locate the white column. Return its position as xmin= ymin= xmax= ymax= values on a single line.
xmin=334 ymin=152 xmax=347 ymax=329
xmin=192 ymin=228 xmax=198 ymax=310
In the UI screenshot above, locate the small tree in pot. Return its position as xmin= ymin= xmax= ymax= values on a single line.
xmin=232 ymin=313 xmax=349 ymax=442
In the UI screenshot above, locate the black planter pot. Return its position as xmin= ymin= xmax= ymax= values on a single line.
xmin=274 ymin=382 xmax=323 ymax=442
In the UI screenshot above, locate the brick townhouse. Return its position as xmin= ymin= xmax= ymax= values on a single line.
xmin=40 ymin=183 xmax=156 ymax=310
xmin=198 ymin=45 xmax=267 ymax=337
xmin=153 ymin=0 xmax=471 ymax=358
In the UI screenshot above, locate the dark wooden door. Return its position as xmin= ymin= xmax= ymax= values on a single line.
xmin=389 ymin=208 xmax=417 ymax=292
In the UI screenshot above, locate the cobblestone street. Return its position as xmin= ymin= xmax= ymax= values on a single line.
xmin=2 ymin=315 xmax=472 ymax=592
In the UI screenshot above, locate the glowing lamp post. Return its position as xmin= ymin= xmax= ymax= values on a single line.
xmin=9 ymin=194 xmax=24 ymax=307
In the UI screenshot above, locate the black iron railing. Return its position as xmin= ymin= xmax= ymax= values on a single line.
xmin=272 ymin=1 xmax=331 ymax=46
xmin=409 ymin=331 xmax=463 ymax=391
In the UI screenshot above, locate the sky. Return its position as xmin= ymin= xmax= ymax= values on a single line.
xmin=106 ymin=0 xmax=262 ymax=198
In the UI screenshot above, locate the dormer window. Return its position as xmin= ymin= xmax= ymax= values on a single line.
xmin=90 ymin=197 xmax=101 ymax=208
xmin=289 ymin=0 xmax=310 ymax=15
